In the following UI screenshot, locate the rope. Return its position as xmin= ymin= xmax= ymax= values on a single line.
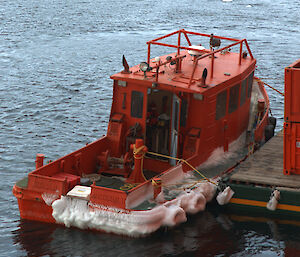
xmin=262 ymin=81 xmax=284 ymax=96
xmin=156 ymin=180 xmax=207 ymax=189
xmin=248 ymin=143 xmax=254 ymax=156
xmin=119 ymin=183 xmax=136 ymax=191
xmin=130 ymin=144 xmax=217 ymax=187
xmin=147 ymin=151 xmax=217 ymax=186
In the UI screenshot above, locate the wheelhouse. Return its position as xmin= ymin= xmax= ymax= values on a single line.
xmin=109 ymin=29 xmax=256 ymax=169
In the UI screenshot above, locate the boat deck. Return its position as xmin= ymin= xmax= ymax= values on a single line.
xmin=229 ymin=131 xmax=300 ymax=189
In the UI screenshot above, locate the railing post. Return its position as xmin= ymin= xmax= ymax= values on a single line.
xmin=244 ymin=39 xmax=254 ymax=59
xmin=177 ymin=31 xmax=181 ymax=56
xmin=35 ymin=154 xmax=45 ymax=169
xmin=182 ymin=29 xmax=192 ymax=46
xmin=177 ymin=31 xmax=182 ymax=72
xmin=188 ymin=59 xmax=198 ymax=88
xmin=147 ymin=42 xmax=151 ymax=64
xmin=239 ymin=40 xmax=243 ymax=65
xmin=211 ymin=52 xmax=214 ymax=78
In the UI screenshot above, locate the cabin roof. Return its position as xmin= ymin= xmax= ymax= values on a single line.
xmin=111 ymin=50 xmax=255 ymax=94
xmin=110 ymin=29 xmax=256 ymax=94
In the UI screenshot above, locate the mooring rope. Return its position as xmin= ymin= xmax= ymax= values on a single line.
xmin=262 ymin=81 xmax=284 ymax=96
xmin=147 ymin=151 xmax=217 ymax=186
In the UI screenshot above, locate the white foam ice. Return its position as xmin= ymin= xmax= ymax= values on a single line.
xmin=50 ymin=128 xmax=247 ymax=236
xmin=42 ymin=192 xmax=59 ymax=206
xmin=216 ymin=186 xmax=235 ymax=205
xmin=51 ymin=180 xmax=217 ymax=236
xmin=198 ymin=131 xmax=246 ymax=169
xmin=52 ymin=196 xmax=184 ymax=236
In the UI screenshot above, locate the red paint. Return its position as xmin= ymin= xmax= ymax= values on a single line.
xmin=35 ymin=154 xmax=45 ymax=169
xmin=127 ymin=139 xmax=148 ymax=184
xmin=284 ymin=59 xmax=300 ymax=175
xmin=152 ymin=178 xmax=162 ymax=200
xmin=285 ymin=60 xmax=300 ymax=122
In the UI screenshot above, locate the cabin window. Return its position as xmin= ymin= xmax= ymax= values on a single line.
xmin=216 ymin=90 xmax=227 ymax=120
xmin=180 ymin=98 xmax=188 ymax=127
xmin=240 ymin=79 xmax=247 ymax=106
xmin=228 ymin=84 xmax=240 ymax=113
xmin=247 ymin=71 xmax=254 ymax=98
xmin=131 ymin=91 xmax=144 ymax=118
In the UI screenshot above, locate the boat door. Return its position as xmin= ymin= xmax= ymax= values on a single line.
xmin=170 ymin=94 xmax=181 ymax=165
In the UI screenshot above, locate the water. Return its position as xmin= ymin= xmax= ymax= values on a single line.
xmin=1 ymin=0 xmax=300 ymax=256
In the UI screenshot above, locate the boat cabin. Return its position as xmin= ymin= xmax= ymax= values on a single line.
xmin=107 ymin=29 xmax=256 ymax=173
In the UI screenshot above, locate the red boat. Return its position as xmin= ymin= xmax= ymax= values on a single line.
xmin=13 ymin=29 xmax=272 ymax=236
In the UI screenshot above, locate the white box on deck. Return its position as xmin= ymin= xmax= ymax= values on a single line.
xmin=67 ymin=185 xmax=91 ymax=200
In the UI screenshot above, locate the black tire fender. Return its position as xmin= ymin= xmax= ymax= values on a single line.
xmin=268 ymin=116 xmax=277 ymax=128
xmin=265 ymin=124 xmax=275 ymax=142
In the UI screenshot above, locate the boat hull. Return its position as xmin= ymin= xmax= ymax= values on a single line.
xmin=13 ymin=184 xmax=55 ymax=223
xmin=224 ymin=183 xmax=300 ymax=220
xmin=13 ymin=178 xmax=217 ymax=236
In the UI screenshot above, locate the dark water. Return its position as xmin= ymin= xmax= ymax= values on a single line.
xmin=1 ymin=0 xmax=300 ymax=256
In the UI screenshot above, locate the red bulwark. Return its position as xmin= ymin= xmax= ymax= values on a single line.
xmin=52 ymin=173 xmax=80 ymax=191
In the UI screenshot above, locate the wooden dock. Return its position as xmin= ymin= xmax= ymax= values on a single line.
xmin=229 ymin=131 xmax=300 ymax=190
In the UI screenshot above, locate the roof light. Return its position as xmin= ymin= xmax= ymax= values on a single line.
xmin=140 ymin=62 xmax=150 ymax=72
xmin=188 ymin=45 xmax=205 ymax=56
xmin=193 ymin=94 xmax=204 ymax=100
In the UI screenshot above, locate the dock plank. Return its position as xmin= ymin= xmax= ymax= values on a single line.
xmin=230 ymin=131 xmax=300 ymax=189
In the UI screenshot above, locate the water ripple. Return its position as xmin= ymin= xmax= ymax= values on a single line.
xmin=1 ymin=0 xmax=300 ymax=256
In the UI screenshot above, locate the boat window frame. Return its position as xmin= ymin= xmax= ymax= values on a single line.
xmin=247 ymin=71 xmax=254 ymax=98
xmin=240 ymin=78 xmax=247 ymax=106
xmin=180 ymin=98 xmax=188 ymax=127
xmin=216 ymin=90 xmax=228 ymax=120
xmin=130 ymin=90 xmax=144 ymax=118
xmin=228 ymin=83 xmax=240 ymax=114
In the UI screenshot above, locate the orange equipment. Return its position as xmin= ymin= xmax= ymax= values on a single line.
xmin=284 ymin=59 xmax=300 ymax=175
xmin=127 ymin=139 xmax=148 ymax=183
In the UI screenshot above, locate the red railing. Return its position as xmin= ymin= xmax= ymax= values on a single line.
xmin=146 ymin=29 xmax=254 ymax=87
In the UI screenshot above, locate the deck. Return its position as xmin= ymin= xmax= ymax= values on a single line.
xmin=229 ymin=131 xmax=300 ymax=189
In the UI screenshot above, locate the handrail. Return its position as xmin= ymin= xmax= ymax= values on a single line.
xmin=188 ymin=39 xmax=250 ymax=87
xmin=146 ymin=29 xmax=254 ymax=87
